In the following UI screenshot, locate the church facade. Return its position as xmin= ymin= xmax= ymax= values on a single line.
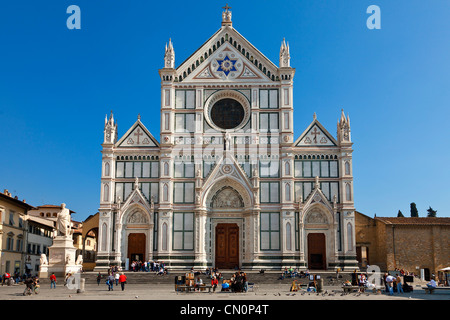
xmin=95 ymin=7 xmax=358 ymax=271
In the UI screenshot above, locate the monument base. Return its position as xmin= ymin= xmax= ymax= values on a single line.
xmin=39 ymin=236 xmax=82 ymax=278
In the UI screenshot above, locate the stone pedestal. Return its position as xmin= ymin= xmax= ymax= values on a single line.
xmin=39 ymin=236 xmax=82 ymax=278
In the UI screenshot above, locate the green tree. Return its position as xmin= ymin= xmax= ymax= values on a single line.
xmin=410 ymin=202 xmax=419 ymax=217
xmin=426 ymin=206 xmax=437 ymax=217
xmin=397 ymin=210 xmax=404 ymax=217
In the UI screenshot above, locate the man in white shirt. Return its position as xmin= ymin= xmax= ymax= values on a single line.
xmin=427 ymin=279 xmax=437 ymax=289
xmin=385 ymin=275 xmax=395 ymax=295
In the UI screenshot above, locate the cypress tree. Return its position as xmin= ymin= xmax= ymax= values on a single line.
xmin=397 ymin=210 xmax=404 ymax=217
xmin=410 ymin=202 xmax=419 ymax=217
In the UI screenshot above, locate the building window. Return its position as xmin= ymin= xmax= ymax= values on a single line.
xmin=104 ymin=162 xmax=110 ymax=176
xmin=173 ymin=182 xmax=195 ymax=203
xmin=174 ymin=161 xmax=195 ymax=178
xmin=345 ymin=161 xmax=351 ymax=175
xmin=140 ymin=182 xmax=159 ymax=203
xmin=9 ymin=211 xmax=14 ymax=226
xmin=286 ymin=222 xmax=292 ymax=251
xmin=162 ymin=222 xmax=168 ymax=251
xmin=294 ymin=181 xmax=339 ymax=202
xmin=347 ymin=222 xmax=353 ymax=252
xmin=345 ymin=183 xmax=352 ymax=201
xmin=7 ymin=236 xmax=14 ymax=251
xmin=103 ymin=184 xmax=109 ymax=202
xmin=175 ymin=113 xmax=195 ymax=133
xmin=173 ymin=212 xmax=194 ymax=250
xmin=259 ymin=112 xmax=279 ymax=133
xmin=116 ymin=161 xmax=159 ymax=178
xmin=260 ymin=212 xmax=280 ymax=251
xmin=260 ymin=182 xmax=280 ymax=203
xmin=285 ymin=183 xmax=291 ymax=201
xmin=175 ymin=89 xmax=195 ymax=109
xmin=259 ymin=160 xmax=279 ymax=178
xmin=294 ymin=160 xmax=338 ymax=178
xmin=259 ymin=89 xmax=278 ymax=109
xmin=153 ymin=212 xmax=159 ymax=251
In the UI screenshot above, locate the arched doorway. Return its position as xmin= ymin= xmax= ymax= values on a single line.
xmin=128 ymin=233 xmax=146 ymax=262
xmin=215 ymin=223 xmax=239 ymax=269
xmin=307 ymin=233 xmax=326 ymax=270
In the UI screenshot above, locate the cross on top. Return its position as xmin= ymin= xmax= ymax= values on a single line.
xmin=223 ymin=4 xmax=231 ymax=12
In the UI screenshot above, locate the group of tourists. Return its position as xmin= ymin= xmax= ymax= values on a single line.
xmin=98 ymin=270 xmax=128 ymax=291
xmin=1 ymin=271 xmax=36 ymax=286
xmin=279 ymin=267 xmax=310 ymax=280
xmin=130 ymin=260 xmax=169 ymax=275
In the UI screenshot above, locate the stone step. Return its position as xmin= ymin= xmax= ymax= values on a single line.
xmin=41 ymin=271 xmax=353 ymax=286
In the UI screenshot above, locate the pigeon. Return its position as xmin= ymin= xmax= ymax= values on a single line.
xmin=135 ymin=295 xmax=139 ymax=299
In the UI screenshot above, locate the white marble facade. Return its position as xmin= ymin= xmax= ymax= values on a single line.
xmin=95 ymin=7 xmax=358 ymax=271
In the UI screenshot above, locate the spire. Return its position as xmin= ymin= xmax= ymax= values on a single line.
xmin=164 ymin=38 xmax=175 ymax=68
xmin=104 ymin=110 xmax=118 ymax=144
xmin=338 ymin=109 xmax=351 ymax=143
xmin=222 ymin=4 xmax=232 ymax=26
xmin=280 ymin=37 xmax=290 ymax=67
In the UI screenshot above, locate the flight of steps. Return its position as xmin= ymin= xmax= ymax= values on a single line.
xmin=74 ymin=270 xmax=353 ymax=286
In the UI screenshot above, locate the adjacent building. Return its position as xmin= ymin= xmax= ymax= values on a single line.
xmin=0 ymin=190 xmax=34 ymax=275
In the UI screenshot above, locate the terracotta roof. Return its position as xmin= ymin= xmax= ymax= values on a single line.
xmin=375 ymin=217 xmax=450 ymax=226
xmin=35 ymin=204 xmax=76 ymax=213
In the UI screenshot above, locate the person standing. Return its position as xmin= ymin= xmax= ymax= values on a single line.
xmin=395 ymin=275 xmax=404 ymax=294
xmin=115 ymin=272 xmax=120 ymax=286
xmin=119 ymin=273 xmax=127 ymax=291
xmin=49 ymin=273 xmax=57 ymax=289
xmin=107 ymin=273 xmax=114 ymax=291
xmin=96 ymin=273 xmax=102 ymax=286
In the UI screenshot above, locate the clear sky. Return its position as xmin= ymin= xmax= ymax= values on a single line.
xmin=1 ymin=0 xmax=449 ymax=221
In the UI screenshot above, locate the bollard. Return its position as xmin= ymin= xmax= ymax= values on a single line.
xmin=317 ymin=278 xmax=324 ymax=293
xmin=77 ymin=278 xmax=85 ymax=293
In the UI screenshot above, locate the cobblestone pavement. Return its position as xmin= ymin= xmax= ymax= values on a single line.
xmin=0 ymin=282 xmax=448 ymax=300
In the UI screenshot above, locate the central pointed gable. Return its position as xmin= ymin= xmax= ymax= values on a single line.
xmin=295 ymin=116 xmax=338 ymax=147
xmin=116 ymin=118 xmax=159 ymax=148
xmin=175 ymin=26 xmax=279 ymax=83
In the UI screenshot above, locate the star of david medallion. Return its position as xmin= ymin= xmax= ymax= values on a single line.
xmin=216 ymin=55 xmax=238 ymax=76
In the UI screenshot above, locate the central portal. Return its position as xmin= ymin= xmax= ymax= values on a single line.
xmin=215 ymin=223 xmax=239 ymax=269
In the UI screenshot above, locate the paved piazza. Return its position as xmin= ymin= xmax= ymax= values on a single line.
xmin=0 ymin=281 xmax=447 ymax=301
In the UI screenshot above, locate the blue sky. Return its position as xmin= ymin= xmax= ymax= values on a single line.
xmin=1 ymin=0 xmax=449 ymax=221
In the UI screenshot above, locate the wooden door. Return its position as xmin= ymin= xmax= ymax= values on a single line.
xmin=128 ymin=233 xmax=146 ymax=262
xmin=215 ymin=224 xmax=239 ymax=269
xmin=307 ymin=233 xmax=326 ymax=270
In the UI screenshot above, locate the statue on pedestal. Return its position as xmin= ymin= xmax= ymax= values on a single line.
xmin=56 ymin=203 xmax=72 ymax=237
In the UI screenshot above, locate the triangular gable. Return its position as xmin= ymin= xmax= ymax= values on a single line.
xmin=116 ymin=119 xmax=159 ymax=148
xmin=202 ymin=154 xmax=253 ymax=199
xmin=295 ymin=118 xmax=337 ymax=147
xmin=176 ymin=26 xmax=279 ymax=83
xmin=185 ymin=42 xmax=270 ymax=83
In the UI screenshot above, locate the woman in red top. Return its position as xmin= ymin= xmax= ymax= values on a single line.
xmin=118 ymin=273 xmax=127 ymax=291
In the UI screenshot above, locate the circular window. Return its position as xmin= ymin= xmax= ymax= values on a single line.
xmin=204 ymin=90 xmax=250 ymax=132
xmin=210 ymin=98 xmax=245 ymax=130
